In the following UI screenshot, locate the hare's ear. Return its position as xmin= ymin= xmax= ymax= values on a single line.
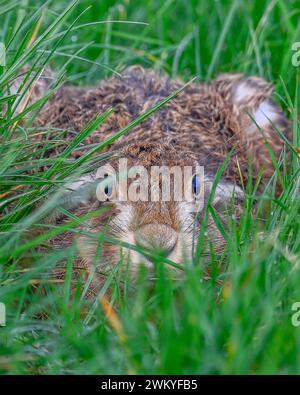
xmin=213 ymin=74 xmax=290 ymax=176
xmin=213 ymin=73 xmax=288 ymax=135
xmin=7 ymin=65 xmax=54 ymax=116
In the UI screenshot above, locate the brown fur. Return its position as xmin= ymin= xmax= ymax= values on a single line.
xmin=18 ymin=66 xmax=289 ymax=292
xmin=35 ymin=66 xmax=289 ymax=183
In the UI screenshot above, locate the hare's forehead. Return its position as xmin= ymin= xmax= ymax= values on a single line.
xmin=112 ymin=179 xmax=244 ymax=225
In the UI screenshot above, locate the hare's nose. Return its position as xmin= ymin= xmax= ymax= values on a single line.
xmin=135 ymin=224 xmax=178 ymax=256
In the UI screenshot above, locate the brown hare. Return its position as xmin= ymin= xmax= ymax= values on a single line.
xmin=10 ymin=65 xmax=290 ymax=291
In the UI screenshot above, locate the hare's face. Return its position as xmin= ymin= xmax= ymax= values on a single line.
xmin=78 ymin=142 xmax=244 ymax=279
xmin=106 ymin=199 xmax=200 ymax=275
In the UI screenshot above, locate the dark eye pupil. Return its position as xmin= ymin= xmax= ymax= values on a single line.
xmin=104 ymin=173 xmax=110 ymax=196
xmin=192 ymin=176 xmax=200 ymax=195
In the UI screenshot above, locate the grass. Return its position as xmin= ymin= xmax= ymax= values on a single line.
xmin=0 ymin=0 xmax=299 ymax=374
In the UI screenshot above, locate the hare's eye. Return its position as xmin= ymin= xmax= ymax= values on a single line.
xmin=104 ymin=173 xmax=113 ymax=198
xmin=192 ymin=175 xmax=200 ymax=196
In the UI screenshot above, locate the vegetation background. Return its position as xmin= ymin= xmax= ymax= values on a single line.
xmin=0 ymin=0 xmax=299 ymax=374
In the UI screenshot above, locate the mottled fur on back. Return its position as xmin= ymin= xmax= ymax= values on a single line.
xmin=36 ymin=66 xmax=288 ymax=185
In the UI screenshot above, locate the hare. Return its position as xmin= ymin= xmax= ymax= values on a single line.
xmin=10 ymin=65 xmax=289 ymax=290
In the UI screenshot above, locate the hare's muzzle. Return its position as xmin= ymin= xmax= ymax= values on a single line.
xmin=134 ymin=224 xmax=178 ymax=257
